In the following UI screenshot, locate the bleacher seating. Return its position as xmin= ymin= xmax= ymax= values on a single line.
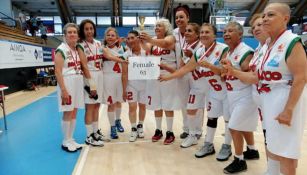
xmin=0 ymin=23 xmax=42 ymax=45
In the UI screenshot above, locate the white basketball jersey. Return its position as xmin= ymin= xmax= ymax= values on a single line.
xmin=194 ymin=42 xmax=229 ymax=99
xmin=56 ymin=43 xmax=81 ymax=76
xmin=225 ymin=42 xmax=254 ymax=91
xmin=258 ymin=30 xmax=300 ymax=89
xmin=151 ymin=44 xmax=177 ymax=75
xmin=78 ymin=39 xmax=104 ymax=71
xmin=173 ymin=28 xmax=185 ymax=69
xmin=103 ymin=45 xmax=126 ymax=74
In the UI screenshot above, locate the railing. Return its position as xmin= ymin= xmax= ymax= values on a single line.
xmin=0 ymin=11 xmax=16 ymax=27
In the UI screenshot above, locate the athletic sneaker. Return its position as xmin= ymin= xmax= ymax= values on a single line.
xmin=62 ymin=140 xmax=77 ymax=152
xmin=216 ymin=144 xmax=232 ymax=161
xmin=115 ymin=119 xmax=125 ymax=132
xmin=129 ymin=127 xmax=138 ymax=142
xmin=164 ymin=131 xmax=175 ymax=145
xmin=96 ymin=129 xmax=111 ymax=142
xmin=223 ymin=156 xmax=247 ymax=174
xmin=110 ymin=126 xmax=118 ymax=139
xmin=137 ymin=124 xmax=144 ymax=138
xmin=70 ymin=139 xmax=83 ymax=150
xmin=180 ymin=135 xmax=198 ymax=148
xmin=243 ymin=147 xmax=260 ymax=160
xmin=180 ymin=132 xmax=189 ymax=139
xmin=152 ymin=129 xmax=163 ymax=142
xmin=195 ymin=142 xmax=215 ymax=158
xmin=85 ymin=133 xmax=104 ymax=147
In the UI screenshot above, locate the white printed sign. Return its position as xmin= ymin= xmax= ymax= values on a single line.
xmin=128 ymin=56 xmax=160 ymax=80
xmin=0 ymin=40 xmax=50 ymax=69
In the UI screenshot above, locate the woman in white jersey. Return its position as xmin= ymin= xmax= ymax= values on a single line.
xmin=160 ymin=23 xmax=231 ymax=160
xmin=140 ymin=18 xmax=180 ymax=145
xmin=260 ymin=3 xmax=307 ymax=174
xmin=175 ymin=22 xmax=203 ymax=148
xmin=173 ymin=5 xmax=193 ymax=139
xmin=103 ymin=27 xmax=127 ymax=139
xmin=122 ymin=30 xmax=147 ymax=142
xmin=221 ymin=22 xmax=259 ymax=174
xmin=78 ymin=19 xmax=124 ymax=146
xmin=55 ymin=23 xmax=85 ymax=152
xmin=222 ymin=14 xmax=280 ymax=174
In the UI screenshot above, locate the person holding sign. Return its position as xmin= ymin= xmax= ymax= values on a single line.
xmin=140 ymin=18 xmax=180 ymax=145
xmin=103 ymin=27 xmax=127 ymax=139
xmin=122 ymin=30 xmax=148 ymax=142
xmin=54 ymin=23 xmax=85 ymax=152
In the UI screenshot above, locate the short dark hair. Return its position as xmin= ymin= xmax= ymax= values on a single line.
xmin=79 ymin=19 xmax=96 ymax=40
xmin=128 ymin=30 xmax=139 ymax=37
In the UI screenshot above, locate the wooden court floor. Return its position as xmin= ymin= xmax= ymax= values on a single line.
xmin=1 ymin=87 xmax=307 ymax=175
xmin=73 ymin=104 xmax=307 ymax=175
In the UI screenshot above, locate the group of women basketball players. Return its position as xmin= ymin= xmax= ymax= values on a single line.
xmin=54 ymin=2 xmax=307 ymax=175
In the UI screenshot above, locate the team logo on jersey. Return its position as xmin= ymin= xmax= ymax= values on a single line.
xmin=215 ymin=51 xmax=220 ymax=58
xmin=277 ymin=44 xmax=284 ymax=52
xmin=118 ymin=50 xmax=124 ymax=54
xmin=267 ymin=55 xmax=280 ymax=67
xmin=214 ymin=60 xmax=219 ymax=66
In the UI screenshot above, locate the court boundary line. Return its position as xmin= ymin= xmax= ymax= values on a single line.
xmin=74 ymin=145 xmax=90 ymax=175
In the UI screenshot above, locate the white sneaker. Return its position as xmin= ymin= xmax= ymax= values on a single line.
xmin=195 ymin=142 xmax=215 ymax=158
xmin=180 ymin=135 xmax=198 ymax=148
xmin=69 ymin=139 xmax=83 ymax=150
xmin=137 ymin=124 xmax=144 ymax=138
xmin=62 ymin=140 xmax=77 ymax=152
xmin=129 ymin=128 xmax=138 ymax=142
xmin=85 ymin=133 xmax=104 ymax=147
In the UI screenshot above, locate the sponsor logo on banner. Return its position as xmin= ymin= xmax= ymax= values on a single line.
xmin=43 ymin=47 xmax=55 ymax=62
xmin=0 ymin=40 xmax=54 ymax=69
xmin=128 ymin=56 xmax=160 ymax=80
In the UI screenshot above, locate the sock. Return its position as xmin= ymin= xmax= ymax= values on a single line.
xmin=166 ymin=117 xmax=173 ymax=132
xmin=138 ymin=121 xmax=144 ymax=125
xmin=224 ymin=122 xmax=232 ymax=145
xmin=155 ymin=117 xmax=162 ymax=130
xmin=92 ymin=121 xmax=99 ymax=133
xmin=108 ymin=112 xmax=115 ymax=126
xmin=235 ymin=154 xmax=244 ymax=160
xmin=267 ymin=158 xmax=280 ymax=175
xmin=131 ymin=123 xmax=137 ymax=128
xmin=61 ymin=120 xmax=70 ymax=143
xmin=195 ymin=109 xmax=204 ymax=135
xmin=187 ymin=114 xmax=196 ymax=136
xmin=205 ymin=127 xmax=216 ymax=143
xmin=181 ymin=109 xmax=188 ymax=133
xmin=247 ymin=144 xmax=257 ymax=150
xmin=86 ymin=124 xmax=93 ymax=137
xmin=69 ymin=119 xmax=76 ymax=140
xmin=115 ymin=108 xmax=121 ymax=120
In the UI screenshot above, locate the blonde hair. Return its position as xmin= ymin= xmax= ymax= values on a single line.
xmin=155 ymin=18 xmax=173 ymax=36
xmin=103 ymin=27 xmax=119 ymax=45
xmin=249 ymin=13 xmax=262 ymax=26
